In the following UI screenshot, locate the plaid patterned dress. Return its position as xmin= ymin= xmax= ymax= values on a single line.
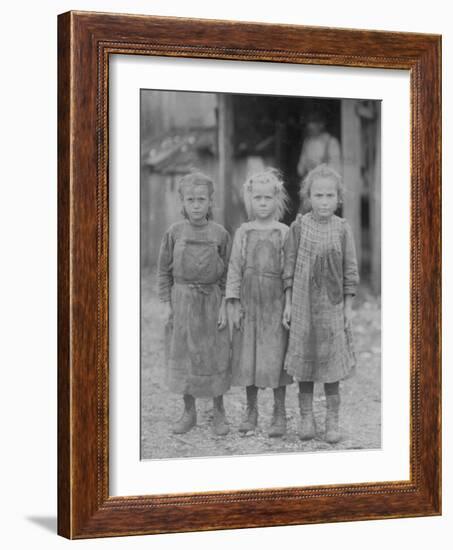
xmin=283 ymin=212 xmax=359 ymax=382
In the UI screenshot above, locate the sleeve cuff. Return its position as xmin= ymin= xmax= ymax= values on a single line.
xmin=343 ymin=285 xmax=357 ymax=296
xmin=283 ymin=278 xmax=293 ymax=291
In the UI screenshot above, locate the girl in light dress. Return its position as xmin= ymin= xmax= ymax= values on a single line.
xmin=226 ymin=168 xmax=293 ymax=437
xmin=283 ymin=164 xmax=359 ymax=443
xmin=157 ymin=172 xmax=232 ymax=436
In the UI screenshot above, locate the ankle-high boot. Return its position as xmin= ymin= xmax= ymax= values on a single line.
xmin=268 ymin=386 xmax=287 ymax=437
xmin=298 ymin=392 xmax=316 ymax=440
xmin=212 ymin=395 xmax=229 ymax=436
xmin=325 ymin=394 xmax=341 ymax=443
xmin=172 ymin=394 xmax=196 ymax=434
xmin=239 ymin=385 xmax=258 ymax=433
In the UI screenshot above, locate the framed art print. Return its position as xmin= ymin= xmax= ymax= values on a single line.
xmin=58 ymin=11 xmax=441 ymax=538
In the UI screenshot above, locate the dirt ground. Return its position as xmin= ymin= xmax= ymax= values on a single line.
xmin=141 ymin=268 xmax=381 ymax=460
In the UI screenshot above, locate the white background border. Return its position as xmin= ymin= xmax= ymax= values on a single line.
xmin=110 ymin=55 xmax=410 ymax=496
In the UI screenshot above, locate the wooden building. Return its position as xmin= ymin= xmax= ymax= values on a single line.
xmin=141 ymin=91 xmax=381 ymax=293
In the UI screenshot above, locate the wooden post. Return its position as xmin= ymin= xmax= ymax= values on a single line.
xmin=341 ymin=100 xmax=362 ymax=269
xmin=140 ymin=165 xmax=151 ymax=269
xmin=217 ymin=94 xmax=234 ymax=230
xmin=370 ymin=103 xmax=381 ymax=294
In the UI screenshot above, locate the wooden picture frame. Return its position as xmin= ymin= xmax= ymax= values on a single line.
xmin=57 ymin=10 xmax=441 ymax=539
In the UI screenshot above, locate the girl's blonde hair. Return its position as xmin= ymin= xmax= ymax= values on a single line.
xmin=177 ymin=171 xmax=214 ymax=220
xmin=243 ymin=167 xmax=289 ymax=221
xmin=299 ymin=163 xmax=345 ymax=210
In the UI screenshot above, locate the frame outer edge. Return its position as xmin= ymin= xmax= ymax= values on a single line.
xmin=435 ymin=35 xmax=442 ymax=515
xmin=409 ymin=40 xmax=440 ymax=515
xmin=57 ymin=11 xmax=72 ymax=539
xmin=424 ymin=36 xmax=442 ymax=514
xmin=429 ymin=36 xmax=441 ymax=515
xmin=410 ymin=37 xmax=441 ymax=515
xmin=70 ymin=10 xmax=104 ymax=538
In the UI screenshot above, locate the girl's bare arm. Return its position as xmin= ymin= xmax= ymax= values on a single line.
xmin=282 ymin=288 xmax=292 ymax=330
xmin=157 ymin=229 xmax=174 ymax=303
xmin=217 ymin=296 xmax=227 ymax=330
xmin=344 ymin=294 xmax=354 ymax=325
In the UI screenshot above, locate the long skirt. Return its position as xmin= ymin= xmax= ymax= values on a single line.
xmin=232 ymin=271 xmax=292 ymax=389
xmin=165 ymin=283 xmax=231 ymax=398
xmin=284 ymin=285 xmax=356 ymax=383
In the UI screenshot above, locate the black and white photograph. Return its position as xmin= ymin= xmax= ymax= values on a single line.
xmin=140 ymin=90 xmax=381 ymax=460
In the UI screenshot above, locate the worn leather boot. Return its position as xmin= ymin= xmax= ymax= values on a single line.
xmin=212 ymin=395 xmax=229 ymax=436
xmin=298 ymin=392 xmax=316 ymax=440
xmin=268 ymin=386 xmax=287 ymax=437
xmin=325 ymin=393 xmax=341 ymax=443
xmin=239 ymin=385 xmax=258 ymax=433
xmin=172 ymin=394 xmax=197 ymax=434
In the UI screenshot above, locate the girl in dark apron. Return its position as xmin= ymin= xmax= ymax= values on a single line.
xmin=157 ymin=172 xmax=232 ymax=436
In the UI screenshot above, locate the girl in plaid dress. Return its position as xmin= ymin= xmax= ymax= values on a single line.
xmin=282 ymin=164 xmax=359 ymax=443
xmin=226 ymin=169 xmax=293 ymax=437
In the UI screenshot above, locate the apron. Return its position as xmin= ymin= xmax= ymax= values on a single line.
xmin=165 ymin=234 xmax=231 ymax=397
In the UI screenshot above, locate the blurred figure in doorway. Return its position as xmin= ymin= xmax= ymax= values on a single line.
xmin=297 ymin=110 xmax=342 ymax=186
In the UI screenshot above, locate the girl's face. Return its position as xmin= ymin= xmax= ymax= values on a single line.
xmin=182 ymin=184 xmax=212 ymax=224
xmin=309 ymin=176 xmax=338 ymax=219
xmin=250 ymin=181 xmax=277 ymax=222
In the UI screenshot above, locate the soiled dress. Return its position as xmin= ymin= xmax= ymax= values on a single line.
xmin=283 ymin=212 xmax=359 ymax=383
xmin=226 ymin=221 xmax=293 ymax=389
xmin=157 ymin=219 xmax=232 ymax=398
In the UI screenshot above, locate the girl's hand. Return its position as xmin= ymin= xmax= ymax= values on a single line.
xmin=227 ymin=299 xmax=242 ymax=332
xmin=344 ymin=302 xmax=354 ymax=327
xmin=282 ymin=302 xmax=291 ymax=330
xmin=217 ymin=302 xmax=227 ymax=330
xmin=163 ymin=301 xmax=173 ymax=325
